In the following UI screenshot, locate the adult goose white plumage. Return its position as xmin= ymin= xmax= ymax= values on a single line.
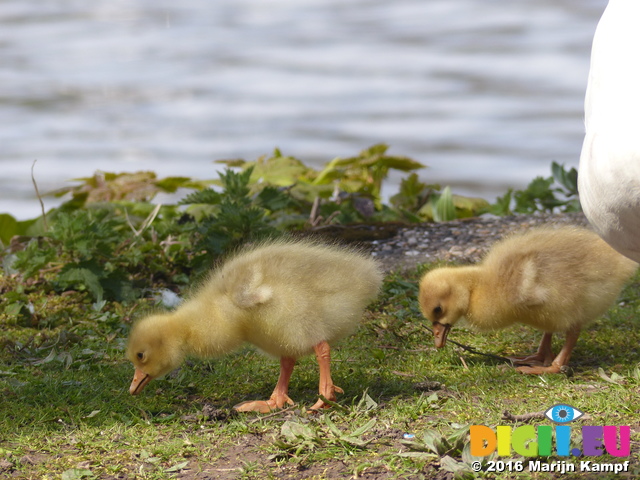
xmin=578 ymin=0 xmax=640 ymax=262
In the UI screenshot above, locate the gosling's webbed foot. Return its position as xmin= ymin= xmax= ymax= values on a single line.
xmin=308 ymin=384 xmax=344 ymax=412
xmin=515 ymin=364 xmax=563 ymax=375
xmin=507 ymin=353 xmax=549 ymax=367
xmin=234 ymin=394 xmax=295 ymax=413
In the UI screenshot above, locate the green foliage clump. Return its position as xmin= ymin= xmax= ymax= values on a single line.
xmin=10 ymin=207 xmax=187 ymax=304
xmin=0 ymin=147 xmax=581 ymax=311
xmin=488 ymin=161 xmax=580 ymax=215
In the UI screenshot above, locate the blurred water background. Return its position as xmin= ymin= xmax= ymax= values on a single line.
xmin=0 ymin=0 xmax=608 ymax=219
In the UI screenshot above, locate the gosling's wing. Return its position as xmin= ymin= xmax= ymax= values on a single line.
xmin=490 ymin=251 xmax=550 ymax=308
xmin=512 ymin=256 xmax=550 ymax=307
xmin=229 ymin=264 xmax=274 ymax=309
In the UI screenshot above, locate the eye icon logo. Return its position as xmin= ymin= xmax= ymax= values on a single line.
xmin=544 ymin=404 xmax=584 ymax=423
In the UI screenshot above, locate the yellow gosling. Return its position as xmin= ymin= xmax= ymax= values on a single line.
xmin=127 ymin=239 xmax=382 ymax=412
xmin=418 ymin=226 xmax=637 ymax=374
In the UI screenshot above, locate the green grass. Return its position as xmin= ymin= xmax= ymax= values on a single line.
xmin=1 ymin=266 xmax=640 ymax=479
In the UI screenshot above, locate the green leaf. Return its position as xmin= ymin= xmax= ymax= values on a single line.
xmin=215 ymin=158 xmax=247 ymax=167
xmin=0 ymin=213 xmax=18 ymax=245
xmin=256 ymin=186 xmax=292 ymax=211
xmin=32 ymin=350 xmax=57 ymax=366
xmin=178 ymin=188 xmax=222 ymax=205
xmin=352 ymin=418 xmax=377 ymax=437
xmin=61 ymin=469 xmax=94 ymax=480
xmin=451 ymin=195 xmax=490 ymax=218
xmin=422 ymin=429 xmax=448 ymax=455
xmin=551 ymin=161 xmax=578 ymax=195
xmin=338 ymin=435 xmax=371 ymax=447
xmin=155 ymin=177 xmax=212 ymax=193
xmin=58 ymin=267 xmax=104 ymax=303
xmin=397 ymin=451 xmax=438 ymax=460
xmin=0 ymin=214 xmax=40 ymax=246
xmin=356 ymin=391 xmax=379 ymax=412
xmin=446 ymin=425 xmax=470 ymax=453
xmin=597 ymin=367 xmax=625 ymax=384
xmin=366 ymin=155 xmax=425 ymax=172
xmin=440 ymin=455 xmax=474 ymax=479
xmin=219 ymin=167 xmax=253 ymax=199
xmin=433 ymin=186 xmax=456 ymax=222
xmin=165 ymin=461 xmax=189 ymax=473
xmin=489 ymin=189 xmax=513 ymax=216
xmin=323 ymin=415 xmax=344 ymax=438
xmin=390 ymin=173 xmax=437 ymax=212
xmin=281 ymin=421 xmax=317 ymax=443
xmin=249 ymin=154 xmax=311 ymax=186
xmin=359 ymin=143 xmax=390 ymax=157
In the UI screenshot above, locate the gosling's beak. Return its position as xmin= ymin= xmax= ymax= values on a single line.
xmin=130 ymin=368 xmax=152 ymax=395
xmin=432 ymin=323 xmax=451 ymax=348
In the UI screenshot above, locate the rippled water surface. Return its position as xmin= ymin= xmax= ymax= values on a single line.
xmin=0 ymin=0 xmax=608 ymax=218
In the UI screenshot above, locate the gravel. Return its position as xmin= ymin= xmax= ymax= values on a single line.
xmin=365 ymin=212 xmax=589 ymax=272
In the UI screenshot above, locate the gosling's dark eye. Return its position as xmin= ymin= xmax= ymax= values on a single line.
xmin=137 ymin=352 xmax=144 ymax=360
xmin=433 ymin=306 xmax=443 ymax=316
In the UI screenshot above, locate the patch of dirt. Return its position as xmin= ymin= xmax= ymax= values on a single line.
xmin=169 ymin=427 xmax=420 ymax=480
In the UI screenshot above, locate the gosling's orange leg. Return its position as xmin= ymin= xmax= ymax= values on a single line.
xmin=234 ymin=357 xmax=296 ymax=413
xmin=508 ymin=332 xmax=554 ymax=366
xmin=517 ymin=327 xmax=581 ymax=374
xmin=309 ymin=341 xmax=343 ymax=411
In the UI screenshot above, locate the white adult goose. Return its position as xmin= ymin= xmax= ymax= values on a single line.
xmin=578 ymin=0 xmax=640 ymax=262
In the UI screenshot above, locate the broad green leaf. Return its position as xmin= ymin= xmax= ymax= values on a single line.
xmin=281 ymin=421 xmax=317 ymax=443
xmin=4 ymin=302 xmax=24 ymax=316
xmin=363 ymin=155 xmax=425 ymax=172
xmin=256 ymin=186 xmax=292 ymax=211
xmin=422 ymin=429 xmax=447 ymax=455
xmin=0 ymin=214 xmax=40 ymax=245
xmin=58 ymin=267 xmax=104 ymax=303
xmin=440 ymin=455 xmax=474 ymax=479
xmin=165 ymin=461 xmax=189 ymax=473
xmin=452 ymin=194 xmax=490 ymax=218
xmin=155 ymin=176 xmax=212 ymax=193
xmin=61 ymin=469 xmax=94 ymax=480
xmin=356 ymin=391 xmax=379 ymax=411
xmin=597 ymin=367 xmax=625 ymax=384
xmin=551 ymin=161 xmax=578 ymax=195
xmin=446 ymin=425 xmax=470 ymax=453
xmin=249 ymin=155 xmax=311 ymax=186
xmin=338 ymin=435 xmax=371 ymax=447
xmin=434 ymin=186 xmax=456 ymax=222
xmin=0 ymin=213 xmax=18 ymax=245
